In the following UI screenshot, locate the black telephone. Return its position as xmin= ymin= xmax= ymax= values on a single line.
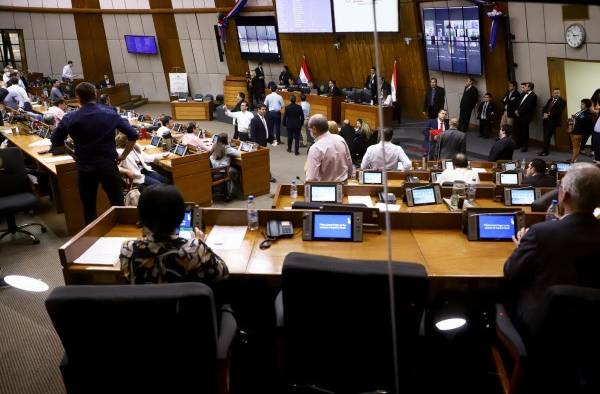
xmin=378 ymin=192 xmax=397 ymax=204
xmin=407 ymin=176 xmax=420 ymax=183
xmin=266 ymin=220 xmax=294 ymax=238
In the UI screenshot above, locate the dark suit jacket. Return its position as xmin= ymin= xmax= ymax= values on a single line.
xmin=340 ymin=124 xmax=355 ymax=148
xmin=477 ymin=101 xmax=496 ymax=121
xmin=531 ymin=189 xmax=558 ymax=212
xmin=423 ymin=87 xmax=446 ymax=115
xmin=502 ymin=90 xmax=520 ymax=118
xmin=328 ymin=86 xmax=343 ymax=97
xmin=488 ymin=137 xmax=515 ymax=161
xmin=504 ymin=212 xmax=600 ymax=337
xmin=436 ymin=128 xmax=466 ymax=159
xmin=522 ymin=173 xmax=557 ymax=188
xmin=249 ymin=115 xmax=271 ymax=146
xmin=365 ymin=74 xmax=377 ymax=97
xmin=423 ymin=118 xmax=450 ymax=150
xmin=251 ymin=76 xmax=265 ymax=95
xmin=282 ymin=103 xmax=304 ymax=130
xmin=542 ymin=97 xmax=566 ymax=127
xmin=279 ymin=71 xmax=291 ymax=86
xmin=460 ymin=86 xmax=479 ymax=111
xmin=516 ymin=92 xmax=538 ymax=121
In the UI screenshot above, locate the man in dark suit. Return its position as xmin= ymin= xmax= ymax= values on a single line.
xmin=477 ymin=92 xmax=496 ymax=138
xmin=365 ymin=67 xmax=378 ymax=104
xmin=436 ymin=118 xmax=466 ymax=160
xmin=504 ymin=163 xmax=600 ymax=341
xmin=251 ymin=68 xmax=265 ymax=109
xmin=423 ymin=109 xmax=449 ymax=158
xmin=522 ymin=158 xmax=557 ymax=187
xmin=282 ymin=95 xmax=304 ymax=155
xmin=250 ymin=104 xmax=276 ymax=182
xmin=327 ymin=80 xmax=343 ymax=97
xmin=458 ymin=76 xmax=479 ymax=132
xmin=501 ymin=80 xmax=520 ymax=126
xmin=423 ymin=78 xmax=446 ymax=119
xmin=488 ymin=124 xmax=516 ymax=162
xmin=539 ymin=88 xmax=566 ymax=156
xmin=515 ymin=82 xmax=538 ymax=152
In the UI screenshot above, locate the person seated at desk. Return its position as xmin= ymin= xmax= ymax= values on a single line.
xmin=99 ymin=74 xmax=113 ymax=88
xmin=98 ymin=94 xmax=117 ymax=112
xmin=488 ymin=124 xmax=516 ymax=162
xmin=44 ymin=99 xmax=67 ymax=126
xmin=307 ymin=80 xmax=320 ymax=95
xmin=50 ymin=80 xmax=64 ymax=102
xmin=349 ymin=118 xmax=372 ymax=165
xmin=435 ymin=153 xmax=480 ymax=185
xmin=305 ymin=114 xmax=352 ymax=182
xmin=361 ymin=128 xmax=412 ymax=171
xmin=5 ymin=77 xmax=32 ymax=111
xmin=116 ymin=133 xmax=169 ymax=188
xmin=210 ymin=133 xmax=241 ymax=201
xmin=181 ymin=122 xmax=210 ymax=151
xmin=156 ymin=115 xmax=174 ymax=137
xmin=503 ymin=163 xmax=600 ymax=343
xmin=119 ymin=184 xmax=228 ymax=285
xmin=522 ymin=158 xmax=556 ymax=188
xmin=326 ymin=80 xmax=343 ymax=97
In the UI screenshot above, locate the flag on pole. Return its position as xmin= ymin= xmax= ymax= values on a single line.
xmin=391 ymin=60 xmax=398 ymax=103
xmin=299 ymin=56 xmax=312 ymax=84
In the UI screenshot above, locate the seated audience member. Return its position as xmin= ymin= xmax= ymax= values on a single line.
xmin=488 ymin=124 xmax=516 ymax=162
xmin=50 ymin=80 xmax=64 ymax=102
xmin=115 ymin=133 xmax=169 ymax=187
xmin=156 ymin=115 xmax=174 ymax=137
xmin=327 ymin=80 xmax=343 ymax=97
xmin=361 ymin=128 xmax=412 ymax=171
xmin=327 ymin=120 xmax=339 ymax=134
xmin=209 ymin=133 xmax=241 ymax=168
xmin=305 ymin=114 xmax=353 ymax=182
xmin=119 ymin=184 xmax=229 ymax=284
xmin=98 ymin=94 xmax=117 ymax=112
xmin=504 ymin=163 xmax=600 ymax=340
xmin=436 ymin=118 xmax=466 ymax=160
xmin=522 ymin=158 xmax=557 ymax=187
xmin=5 ymin=77 xmax=31 ymax=110
xmin=181 ymin=122 xmax=210 ymax=151
xmin=44 ymin=99 xmax=67 ymax=125
xmin=349 ymin=118 xmax=372 ymax=164
xmin=355 ymin=118 xmax=373 ymax=141
xmin=339 ymin=119 xmax=354 ymax=146
xmin=435 ymin=153 xmax=480 ymax=185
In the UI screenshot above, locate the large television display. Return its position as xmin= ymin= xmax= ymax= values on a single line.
xmin=124 ymin=35 xmax=158 ymax=55
xmin=333 ymin=0 xmax=399 ymax=32
xmin=237 ymin=16 xmax=282 ymax=62
xmin=423 ymin=6 xmax=482 ymax=75
xmin=276 ymin=0 xmax=333 ymax=33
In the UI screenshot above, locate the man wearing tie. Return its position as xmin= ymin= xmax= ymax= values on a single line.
xmin=515 ymin=82 xmax=537 ymax=152
xmin=365 ymin=67 xmax=378 ymax=104
xmin=477 ymin=93 xmax=496 ymax=139
xmin=423 ymin=78 xmax=446 ymax=119
xmin=501 ymin=81 xmax=519 ymax=126
xmin=423 ymin=109 xmax=449 ymax=158
xmin=249 ymin=104 xmax=276 ymax=182
xmin=458 ymin=76 xmax=479 ymax=132
xmin=539 ymin=88 xmax=566 ymax=156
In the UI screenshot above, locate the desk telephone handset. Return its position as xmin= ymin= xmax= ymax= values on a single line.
xmin=261 ymin=220 xmax=294 ymax=250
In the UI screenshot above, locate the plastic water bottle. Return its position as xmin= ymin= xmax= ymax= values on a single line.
xmin=290 ymin=181 xmax=298 ymax=200
xmin=247 ymin=195 xmax=259 ymax=231
xmin=520 ymin=157 xmax=526 ymax=170
xmin=546 ymin=199 xmax=559 ymax=221
xmin=467 ymin=178 xmax=477 ymax=203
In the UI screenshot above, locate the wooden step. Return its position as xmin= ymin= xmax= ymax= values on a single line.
xmin=120 ymin=98 xmax=148 ymax=110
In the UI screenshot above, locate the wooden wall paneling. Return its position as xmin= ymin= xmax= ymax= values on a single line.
xmin=547 ymin=58 xmax=569 ymax=151
xmin=72 ymin=0 xmax=114 ymax=83
xmin=150 ymin=0 xmax=185 ymax=92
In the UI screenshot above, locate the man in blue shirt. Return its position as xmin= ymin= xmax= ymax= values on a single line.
xmin=264 ymin=87 xmax=284 ymax=145
xmin=50 ymin=82 xmax=138 ymax=224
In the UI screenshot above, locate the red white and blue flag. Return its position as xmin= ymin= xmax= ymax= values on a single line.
xmin=218 ymin=0 xmax=248 ymax=43
xmin=299 ymin=56 xmax=312 ymax=84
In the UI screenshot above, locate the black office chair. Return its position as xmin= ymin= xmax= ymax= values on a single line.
xmin=46 ymin=282 xmax=237 ymax=394
xmin=275 ymin=252 xmax=428 ymax=393
xmin=495 ymin=285 xmax=600 ymax=394
xmin=204 ymin=94 xmax=215 ymax=102
xmin=0 ymin=148 xmax=46 ymax=244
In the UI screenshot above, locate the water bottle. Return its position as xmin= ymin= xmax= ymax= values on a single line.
xmin=520 ymin=157 xmax=526 ymax=171
xmin=546 ymin=199 xmax=559 ymax=221
xmin=290 ymin=181 xmax=298 ymax=200
xmin=450 ymin=182 xmax=466 ymax=209
xmin=467 ymin=178 xmax=477 ymax=203
xmin=247 ymin=195 xmax=259 ymax=231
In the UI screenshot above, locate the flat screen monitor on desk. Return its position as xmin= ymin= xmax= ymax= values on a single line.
xmin=304 ymin=182 xmax=343 ymax=203
xmin=406 ymin=184 xmax=442 ymax=206
xmin=302 ymin=211 xmax=363 ymax=242
xmin=150 ymin=135 xmax=162 ymax=147
xmin=360 ymin=171 xmax=383 ymax=185
xmin=556 ymin=162 xmax=571 ymax=172
xmin=504 ymin=187 xmax=540 ymax=206
xmin=502 ymin=162 xmax=517 ymax=171
xmin=466 ymin=209 xmax=525 ymax=241
xmin=496 ymin=172 xmax=522 ymax=185
xmin=442 ymin=160 xmax=454 ymax=170
xmin=173 ymin=144 xmax=187 ymax=156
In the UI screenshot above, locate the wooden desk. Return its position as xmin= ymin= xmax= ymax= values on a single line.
xmin=230 ymin=141 xmax=271 ymax=198
xmin=224 ymin=76 xmax=249 ymax=108
xmin=58 ymin=206 xmax=545 ymax=284
xmin=170 ymin=100 xmax=214 ymax=121
xmin=97 ymin=84 xmax=131 ymax=106
xmin=341 ymin=102 xmax=393 ymax=130
xmin=279 ymin=91 xmax=344 ymax=123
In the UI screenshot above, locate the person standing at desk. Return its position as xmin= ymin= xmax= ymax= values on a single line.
xmin=264 ymin=88 xmax=284 ymax=145
xmin=423 ymin=77 xmax=446 ymax=119
xmin=365 ymin=67 xmax=378 ymax=104
xmin=436 ymin=118 xmax=466 ymax=160
xmin=305 ymin=114 xmax=352 ymax=182
xmin=224 ymin=101 xmax=253 ymax=141
xmin=50 ymin=80 xmax=64 ymax=102
xmin=283 ymin=94 xmax=304 ymax=156
xmin=62 ymin=60 xmax=74 ymax=82
xmin=50 ymin=82 xmax=138 ymax=224
xmin=423 ymin=109 xmax=449 ymax=158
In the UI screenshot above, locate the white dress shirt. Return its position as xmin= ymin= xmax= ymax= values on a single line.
xmin=225 ymin=109 xmax=254 ymax=133
xmin=62 ymin=64 xmax=73 ymax=80
xmin=156 ymin=126 xmax=171 ymax=137
xmin=117 ymin=148 xmax=154 ymax=185
xmin=436 ymin=168 xmax=480 ymax=185
xmin=6 ymin=84 xmax=30 ymax=108
xmin=300 ymin=101 xmax=311 ymax=118
xmin=264 ymin=92 xmax=284 ymax=111
xmin=361 ymin=141 xmax=412 ymax=171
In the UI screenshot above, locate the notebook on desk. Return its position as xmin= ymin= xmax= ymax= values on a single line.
xmin=73 ymin=237 xmax=136 ymax=266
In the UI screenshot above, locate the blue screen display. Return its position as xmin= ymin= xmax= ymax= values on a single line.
xmin=478 ymin=214 xmax=515 ymax=240
xmin=423 ymin=6 xmax=481 ymax=75
xmin=124 ymin=35 xmax=158 ymax=55
xmin=179 ymin=211 xmax=192 ymax=232
xmin=557 ymin=162 xmax=571 ymax=172
xmin=313 ymin=213 xmax=352 ymax=240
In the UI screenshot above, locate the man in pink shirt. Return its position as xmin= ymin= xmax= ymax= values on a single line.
xmin=305 ymin=114 xmax=353 ymax=182
xmin=44 ymin=99 xmax=67 ymax=126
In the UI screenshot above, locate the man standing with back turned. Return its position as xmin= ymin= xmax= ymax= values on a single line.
xmin=50 ymin=82 xmax=138 ymax=224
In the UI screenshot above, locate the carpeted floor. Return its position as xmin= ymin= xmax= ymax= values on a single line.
xmin=0 ymin=102 xmax=583 ymax=393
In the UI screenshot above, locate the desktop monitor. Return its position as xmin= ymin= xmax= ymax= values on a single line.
xmin=502 ymin=162 xmax=517 ymax=171
xmin=556 ymin=162 xmax=571 ymax=172
xmin=240 ymin=141 xmax=254 ymax=152
xmin=504 ymin=187 xmax=540 ymax=206
xmin=405 ymin=184 xmax=442 ymax=206
xmin=174 ymin=144 xmax=187 ymax=156
xmin=304 ymin=182 xmax=343 ymax=203
xmin=360 ymin=171 xmax=383 ymax=185
xmin=302 ymin=211 xmax=363 ymax=242
xmin=430 ymin=171 xmax=443 ymax=183
xmin=496 ymin=172 xmax=522 ymax=185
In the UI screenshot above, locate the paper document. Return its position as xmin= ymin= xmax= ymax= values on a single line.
xmin=205 ymin=225 xmax=247 ymax=250
xmin=375 ymin=203 xmax=401 ymax=212
xmin=0 ymin=129 xmax=12 ymax=135
xmin=43 ymin=155 xmax=72 ymax=163
xmin=74 ymin=237 xmax=136 ymax=265
xmin=29 ymin=139 xmax=51 ymax=147
xmin=472 ymin=168 xmax=487 ymax=173
xmin=347 ymin=195 xmax=374 ymax=208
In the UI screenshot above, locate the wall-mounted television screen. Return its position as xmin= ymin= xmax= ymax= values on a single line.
xmin=124 ymin=35 xmax=158 ymax=55
xmin=423 ymin=6 xmax=482 ymax=75
xmin=236 ymin=16 xmax=282 ymax=62
xmin=333 ymin=0 xmax=399 ymax=32
xmin=276 ymin=0 xmax=334 ymax=33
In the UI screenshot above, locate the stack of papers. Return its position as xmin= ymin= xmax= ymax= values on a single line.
xmin=205 ymin=226 xmax=247 ymax=250
xmin=472 ymin=168 xmax=487 ymax=173
xmin=29 ymin=139 xmax=51 ymax=147
xmin=374 ymin=203 xmax=401 ymax=212
xmin=43 ymin=155 xmax=72 ymax=163
xmin=347 ymin=195 xmax=374 ymax=208
xmin=74 ymin=237 xmax=136 ymax=265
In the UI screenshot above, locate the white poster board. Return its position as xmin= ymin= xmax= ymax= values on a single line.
xmin=169 ymin=73 xmax=188 ymax=95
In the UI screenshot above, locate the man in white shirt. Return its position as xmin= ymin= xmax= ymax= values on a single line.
xmin=2 ymin=67 xmax=11 ymax=85
xmin=156 ymin=115 xmax=174 ymax=137
xmin=62 ymin=61 xmax=74 ymax=82
xmin=224 ymin=101 xmax=254 ymax=141
xmin=44 ymin=99 xmax=67 ymax=125
xmin=305 ymin=114 xmax=353 ymax=182
xmin=300 ymin=94 xmax=312 ymax=146
xmin=361 ymin=128 xmax=412 ymax=171
xmin=264 ymin=88 xmax=284 ymax=145
xmin=6 ymin=78 xmax=31 ymax=110
xmin=436 ymin=153 xmax=480 ymax=185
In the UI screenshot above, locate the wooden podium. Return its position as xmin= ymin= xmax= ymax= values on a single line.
xmin=223 ymin=76 xmax=248 ymax=108
xmin=278 ymin=91 xmax=344 ymax=123
xmin=341 ymin=102 xmax=393 ymax=130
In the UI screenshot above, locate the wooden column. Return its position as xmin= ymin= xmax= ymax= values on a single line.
xmin=149 ymin=0 xmax=185 ymax=92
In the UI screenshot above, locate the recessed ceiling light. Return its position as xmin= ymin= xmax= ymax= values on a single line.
xmin=435 ymin=318 xmax=467 ymax=331
xmin=3 ymin=275 xmax=49 ymax=292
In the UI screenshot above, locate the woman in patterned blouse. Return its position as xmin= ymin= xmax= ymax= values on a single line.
xmin=119 ymin=184 xmax=229 ymax=285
